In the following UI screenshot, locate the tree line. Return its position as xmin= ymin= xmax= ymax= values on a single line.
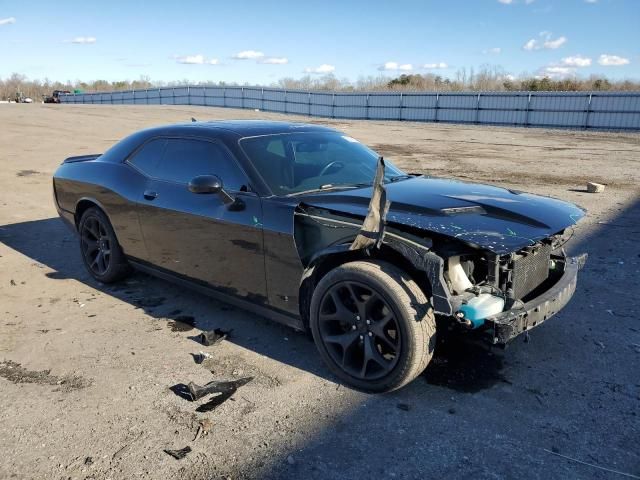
xmin=2 ymin=68 xmax=639 ymax=101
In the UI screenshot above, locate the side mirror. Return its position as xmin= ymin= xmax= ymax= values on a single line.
xmin=188 ymin=174 xmax=238 ymax=207
xmin=188 ymin=174 xmax=222 ymax=194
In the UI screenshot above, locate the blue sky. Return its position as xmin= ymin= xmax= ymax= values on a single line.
xmin=1 ymin=0 xmax=638 ymax=84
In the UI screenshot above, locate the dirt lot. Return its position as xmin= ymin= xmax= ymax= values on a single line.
xmin=1 ymin=104 xmax=639 ymax=480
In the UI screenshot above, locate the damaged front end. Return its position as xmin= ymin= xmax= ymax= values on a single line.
xmin=444 ymin=239 xmax=587 ymax=345
xmin=294 ymin=156 xmax=587 ymax=347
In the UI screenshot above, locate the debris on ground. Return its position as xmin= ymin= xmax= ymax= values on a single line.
xmin=396 ymin=403 xmax=411 ymax=411
xmin=193 ymin=351 xmax=212 ymax=364
xmin=10 ymin=279 xmax=16 ymax=286
xmin=193 ymin=425 xmax=203 ymax=442
xmin=173 ymin=377 xmax=254 ymax=413
xmin=287 ymin=455 xmax=296 ymax=465
xmin=199 ymin=328 xmax=231 ymax=346
xmin=587 ymin=182 xmax=605 ymax=193
xmin=163 ymin=446 xmax=192 ymax=460
xmin=188 ymin=377 xmax=253 ymax=401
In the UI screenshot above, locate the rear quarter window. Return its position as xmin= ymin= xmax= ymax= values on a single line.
xmin=156 ymin=138 xmax=247 ymax=191
xmin=127 ymin=138 xmax=167 ymax=176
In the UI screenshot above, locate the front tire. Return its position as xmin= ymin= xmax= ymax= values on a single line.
xmin=78 ymin=207 xmax=131 ymax=283
xmin=310 ymin=260 xmax=436 ymax=392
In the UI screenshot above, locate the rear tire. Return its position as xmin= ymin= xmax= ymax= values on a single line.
xmin=78 ymin=207 xmax=131 ymax=283
xmin=310 ymin=260 xmax=436 ymax=392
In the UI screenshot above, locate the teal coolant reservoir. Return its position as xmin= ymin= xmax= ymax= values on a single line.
xmin=458 ymin=294 xmax=505 ymax=328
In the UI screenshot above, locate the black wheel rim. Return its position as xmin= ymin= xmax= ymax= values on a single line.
xmin=318 ymin=281 xmax=401 ymax=380
xmin=81 ymin=216 xmax=111 ymax=276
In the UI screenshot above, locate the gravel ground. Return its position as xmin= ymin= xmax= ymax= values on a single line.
xmin=0 ymin=104 xmax=639 ymax=480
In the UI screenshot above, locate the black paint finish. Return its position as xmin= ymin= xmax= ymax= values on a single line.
xmin=52 ymin=120 xmax=585 ymax=328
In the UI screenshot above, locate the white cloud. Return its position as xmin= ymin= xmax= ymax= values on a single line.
xmin=174 ymin=54 xmax=220 ymax=65
xmin=423 ymin=62 xmax=448 ymax=69
xmin=483 ymin=47 xmax=502 ymax=54
xmin=545 ymin=66 xmax=573 ymax=74
xmin=598 ymin=54 xmax=630 ymax=66
xmin=523 ymin=32 xmax=566 ymax=51
xmin=378 ymin=61 xmax=413 ymax=71
xmin=304 ymin=64 xmax=335 ymax=74
xmin=544 ymin=36 xmax=567 ymax=49
xmin=259 ymin=57 xmax=289 ymax=64
xmin=561 ymin=55 xmax=592 ymax=67
xmin=176 ymin=54 xmax=204 ymax=64
xmin=538 ymin=65 xmax=576 ymax=79
xmin=525 ymin=0 xmax=535 ymax=4
xmin=71 ymin=36 xmax=97 ymax=44
xmin=498 ymin=0 xmax=513 ymax=3
xmin=232 ymin=50 xmax=264 ymax=60
xmin=585 ymin=0 xmax=597 ymax=3
xmin=498 ymin=0 xmax=535 ymax=4
xmin=0 ymin=16 xmax=16 ymax=25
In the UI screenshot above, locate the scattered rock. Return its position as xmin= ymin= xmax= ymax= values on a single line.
xmin=448 ymin=408 xmax=456 ymax=414
xmin=587 ymin=182 xmax=605 ymax=193
xmin=287 ymin=455 xmax=296 ymax=465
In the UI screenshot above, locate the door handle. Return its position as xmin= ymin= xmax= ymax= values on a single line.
xmin=143 ymin=190 xmax=158 ymax=200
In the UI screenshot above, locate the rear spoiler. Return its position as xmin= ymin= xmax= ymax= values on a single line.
xmin=63 ymin=154 xmax=102 ymax=164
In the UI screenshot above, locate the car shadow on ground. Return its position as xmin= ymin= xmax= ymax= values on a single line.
xmin=0 ymin=217 xmax=507 ymax=393
xmin=254 ymin=196 xmax=640 ymax=479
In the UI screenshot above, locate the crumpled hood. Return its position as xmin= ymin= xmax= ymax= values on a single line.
xmin=299 ymin=176 xmax=585 ymax=254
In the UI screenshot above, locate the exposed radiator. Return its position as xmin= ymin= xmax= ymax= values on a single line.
xmin=511 ymin=244 xmax=552 ymax=300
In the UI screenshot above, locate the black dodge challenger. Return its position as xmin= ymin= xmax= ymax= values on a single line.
xmin=53 ymin=120 xmax=586 ymax=392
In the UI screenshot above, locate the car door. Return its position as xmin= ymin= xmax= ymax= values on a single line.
xmin=134 ymin=136 xmax=267 ymax=304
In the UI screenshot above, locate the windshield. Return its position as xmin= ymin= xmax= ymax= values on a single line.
xmin=239 ymin=132 xmax=405 ymax=195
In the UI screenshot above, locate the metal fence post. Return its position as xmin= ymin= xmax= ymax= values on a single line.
xmin=434 ymin=93 xmax=440 ymax=122
xmin=332 ymin=93 xmax=336 ymax=118
xmin=241 ymin=87 xmax=245 ymax=110
xmin=584 ymin=93 xmax=593 ymax=130
xmin=399 ymin=93 xmax=403 ymax=121
xmin=524 ymin=93 xmax=532 ymax=127
xmin=475 ymin=93 xmax=481 ymax=124
xmin=223 ymin=87 xmax=227 ymax=108
xmin=284 ymin=90 xmax=287 ymax=113
xmin=308 ymin=92 xmax=312 ymax=116
xmin=261 ymin=88 xmax=265 ymax=111
xmin=366 ymin=93 xmax=370 ymax=120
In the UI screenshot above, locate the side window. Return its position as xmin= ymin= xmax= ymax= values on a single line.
xmin=156 ymin=138 xmax=247 ymax=191
xmin=128 ymin=138 xmax=167 ymax=176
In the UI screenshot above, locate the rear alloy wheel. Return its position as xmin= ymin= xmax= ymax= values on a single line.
xmin=310 ymin=260 xmax=436 ymax=392
xmin=79 ymin=207 xmax=131 ymax=283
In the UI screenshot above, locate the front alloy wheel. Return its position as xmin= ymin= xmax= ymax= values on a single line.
xmin=310 ymin=260 xmax=436 ymax=393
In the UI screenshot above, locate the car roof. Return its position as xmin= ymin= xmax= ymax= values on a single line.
xmin=172 ymin=119 xmax=337 ymax=138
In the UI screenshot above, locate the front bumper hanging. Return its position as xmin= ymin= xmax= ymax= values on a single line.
xmin=485 ymin=254 xmax=587 ymax=345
